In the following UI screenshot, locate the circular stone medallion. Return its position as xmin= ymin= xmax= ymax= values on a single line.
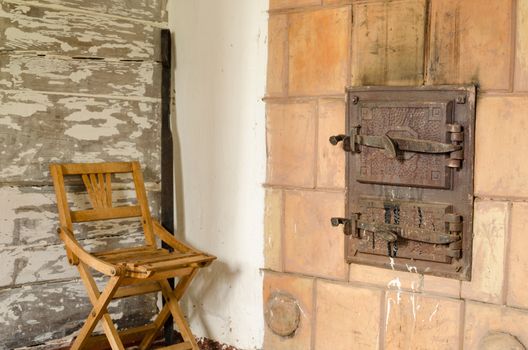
xmin=481 ymin=332 xmax=526 ymax=350
xmin=264 ymin=292 xmax=301 ymax=337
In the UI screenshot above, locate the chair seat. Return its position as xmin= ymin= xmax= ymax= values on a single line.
xmin=94 ymin=246 xmax=214 ymax=278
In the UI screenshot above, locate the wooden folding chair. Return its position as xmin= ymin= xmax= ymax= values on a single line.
xmin=50 ymin=161 xmax=215 ymax=350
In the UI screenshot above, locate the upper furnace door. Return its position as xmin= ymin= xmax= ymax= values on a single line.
xmin=331 ymin=86 xmax=476 ymax=280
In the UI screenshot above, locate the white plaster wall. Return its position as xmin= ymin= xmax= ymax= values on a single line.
xmin=168 ymin=1 xmax=268 ymax=349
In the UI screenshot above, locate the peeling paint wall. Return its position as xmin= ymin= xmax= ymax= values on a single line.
xmin=0 ymin=0 xmax=166 ymax=348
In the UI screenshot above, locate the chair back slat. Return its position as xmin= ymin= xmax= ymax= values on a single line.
xmin=71 ymin=206 xmax=142 ymax=223
xmin=61 ymin=162 xmax=133 ymax=175
xmin=82 ymin=173 xmax=113 ymax=208
xmin=50 ymin=161 xmax=155 ymax=247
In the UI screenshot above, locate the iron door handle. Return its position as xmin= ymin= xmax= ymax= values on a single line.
xmin=331 ymin=217 xmax=462 ymax=258
xmin=357 ymin=222 xmax=460 ymax=245
xmin=329 ymin=125 xmax=463 ymax=160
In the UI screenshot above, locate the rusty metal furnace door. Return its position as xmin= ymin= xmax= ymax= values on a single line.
xmin=330 ymin=86 xmax=476 ymax=280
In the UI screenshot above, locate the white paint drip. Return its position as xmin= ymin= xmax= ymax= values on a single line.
xmin=387 ymin=277 xmax=401 ymax=290
xmin=405 ymin=264 xmax=418 ymax=274
xmin=385 ymin=297 xmax=393 ymax=333
xmin=296 ymin=302 xmax=307 ymax=319
xmin=389 ymin=257 xmax=395 ymax=270
xmin=428 ymin=303 xmax=439 ymax=322
xmin=410 ymin=293 xmax=416 ymax=321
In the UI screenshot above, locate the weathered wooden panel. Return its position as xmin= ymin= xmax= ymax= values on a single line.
xmin=36 ymin=0 xmax=168 ymax=22
xmin=0 ymin=278 xmax=158 ymax=349
xmin=0 ymin=0 xmax=165 ymax=347
xmin=0 ymin=91 xmax=161 ymax=183
xmin=351 ymin=0 xmax=427 ymax=86
xmin=0 ymin=186 xmax=160 ymax=247
xmin=0 ymin=54 xmax=162 ymax=98
xmin=0 ymin=2 xmax=160 ymax=59
xmin=0 ymin=231 xmax=147 ymax=288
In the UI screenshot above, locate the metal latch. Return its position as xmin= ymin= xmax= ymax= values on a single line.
xmin=330 ymin=215 xmax=356 ymax=236
xmin=331 ymin=213 xmax=463 ymax=258
xmin=330 ymin=124 xmax=464 ymax=168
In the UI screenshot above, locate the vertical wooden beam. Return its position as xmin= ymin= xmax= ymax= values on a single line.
xmin=160 ymin=28 xmax=176 ymax=345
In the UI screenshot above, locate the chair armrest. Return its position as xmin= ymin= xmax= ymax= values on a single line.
xmin=58 ymin=226 xmax=122 ymax=276
xmin=152 ymin=220 xmax=203 ymax=255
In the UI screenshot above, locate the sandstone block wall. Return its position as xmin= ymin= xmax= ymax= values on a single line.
xmin=264 ymin=0 xmax=528 ymax=348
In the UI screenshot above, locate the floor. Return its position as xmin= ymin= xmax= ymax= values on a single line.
xmin=13 ymin=333 xmax=239 ymax=350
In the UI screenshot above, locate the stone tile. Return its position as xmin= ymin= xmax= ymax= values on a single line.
xmin=288 ymin=7 xmax=350 ymax=95
xmin=267 ymin=14 xmax=288 ymax=97
xmin=317 ymin=98 xmax=345 ymax=189
xmin=464 ymin=301 xmax=528 ymax=349
xmin=427 ymin=0 xmax=513 ymax=90
xmin=515 ymin=0 xmax=528 ymax=91
xmin=384 ymin=292 xmax=462 ymax=349
xmin=461 ymin=200 xmax=509 ymax=304
xmin=474 ymin=97 xmax=528 ymax=197
xmin=315 ymin=280 xmax=382 ymax=350
xmin=270 ymin=0 xmax=320 ymax=10
xmin=323 ymin=0 xmax=352 ymax=5
xmin=349 ymin=264 xmax=423 ymax=292
xmin=507 ymin=203 xmax=528 ymax=309
xmin=264 ymin=189 xmax=283 ymax=271
xmin=423 ymin=275 xmax=461 ymax=299
xmin=348 ymin=264 xmax=460 ymax=298
xmin=263 ymin=272 xmax=315 ymax=350
xmin=351 ymin=0 xmax=427 ymax=86
xmin=266 ymin=101 xmax=317 ymax=187
xmin=283 ymin=190 xmax=348 ymax=279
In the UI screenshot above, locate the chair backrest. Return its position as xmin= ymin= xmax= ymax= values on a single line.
xmin=50 ymin=161 xmax=156 ymax=248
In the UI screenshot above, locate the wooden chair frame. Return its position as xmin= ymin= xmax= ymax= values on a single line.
xmin=50 ymin=161 xmax=215 ymax=350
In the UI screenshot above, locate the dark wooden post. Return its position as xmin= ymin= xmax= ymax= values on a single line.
xmin=160 ymin=28 xmax=176 ymax=345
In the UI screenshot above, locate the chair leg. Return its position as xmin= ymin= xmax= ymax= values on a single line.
xmin=78 ymin=266 xmax=124 ymax=350
xmin=138 ymin=304 xmax=171 ymax=350
xmin=138 ymin=269 xmax=198 ymax=350
xmin=160 ymin=280 xmax=200 ymax=350
xmin=71 ymin=265 xmax=124 ymax=350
